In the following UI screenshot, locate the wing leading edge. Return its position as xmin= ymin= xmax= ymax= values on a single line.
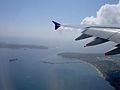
xmin=52 ymin=21 xmax=120 ymax=55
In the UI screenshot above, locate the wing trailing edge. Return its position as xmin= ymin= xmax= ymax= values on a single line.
xmin=105 ymin=44 xmax=120 ymax=56
xmin=105 ymin=47 xmax=120 ymax=56
xmin=84 ymin=37 xmax=109 ymax=47
xmin=75 ymin=34 xmax=92 ymax=41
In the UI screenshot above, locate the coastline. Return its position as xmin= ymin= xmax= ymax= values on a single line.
xmin=58 ymin=52 xmax=120 ymax=90
xmin=81 ymin=60 xmax=104 ymax=79
xmin=0 ymin=43 xmax=48 ymax=49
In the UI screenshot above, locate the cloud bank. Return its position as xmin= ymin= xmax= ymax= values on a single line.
xmin=81 ymin=1 xmax=120 ymax=25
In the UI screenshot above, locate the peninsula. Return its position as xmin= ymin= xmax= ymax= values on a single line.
xmin=0 ymin=43 xmax=48 ymax=49
xmin=58 ymin=52 xmax=120 ymax=90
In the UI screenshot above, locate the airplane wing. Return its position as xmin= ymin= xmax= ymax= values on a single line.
xmin=52 ymin=21 xmax=120 ymax=55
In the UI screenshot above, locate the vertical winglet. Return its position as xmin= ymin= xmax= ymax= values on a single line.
xmin=52 ymin=21 xmax=61 ymax=30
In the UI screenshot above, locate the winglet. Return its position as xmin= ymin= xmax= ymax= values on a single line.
xmin=52 ymin=21 xmax=61 ymax=30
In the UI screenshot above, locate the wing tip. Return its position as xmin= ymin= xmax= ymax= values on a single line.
xmin=52 ymin=21 xmax=61 ymax=30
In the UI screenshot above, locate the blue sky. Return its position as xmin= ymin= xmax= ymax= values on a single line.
xmin=0 ymin=0 xmax=119 ymax=38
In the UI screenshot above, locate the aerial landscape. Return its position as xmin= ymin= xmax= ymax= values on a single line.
xmin=0 ymin=0 xmax=120 ymax=90
xmin=58 ymin=53 xmax=120 ymax=90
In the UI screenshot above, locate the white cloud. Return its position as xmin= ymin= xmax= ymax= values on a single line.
xmin=81 ymin=1 xmax=120 ymax=25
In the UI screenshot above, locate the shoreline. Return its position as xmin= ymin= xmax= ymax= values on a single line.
xmin=0 ymin=43 xmax=48 ymax=49
xmin=81 ymin=60 xmax=104 ymax=79
xmin=58 ymin=52 xmax=120 ymax=90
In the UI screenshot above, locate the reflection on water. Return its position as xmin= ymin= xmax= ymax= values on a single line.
xmin=0 ymin=48 xmax=114 ymax=90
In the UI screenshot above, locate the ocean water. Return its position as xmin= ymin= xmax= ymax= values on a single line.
xmin=0 ymin=45 xmax=114 ymax=90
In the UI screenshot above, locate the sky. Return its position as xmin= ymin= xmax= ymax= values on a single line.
xmin=0 ymin=0 xmax=119 ymax=38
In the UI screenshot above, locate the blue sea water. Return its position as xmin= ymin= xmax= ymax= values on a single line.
xmin=0 ymin=46 xmax=114 ymax=90
xmin=0 ymin=37 xmax=115 ymax=90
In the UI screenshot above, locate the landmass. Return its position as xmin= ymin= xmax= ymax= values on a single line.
xmin=0 ymin=43 xmax=48 ymax=49
xmin=58 ymin=52 xmax=120 ymax=90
